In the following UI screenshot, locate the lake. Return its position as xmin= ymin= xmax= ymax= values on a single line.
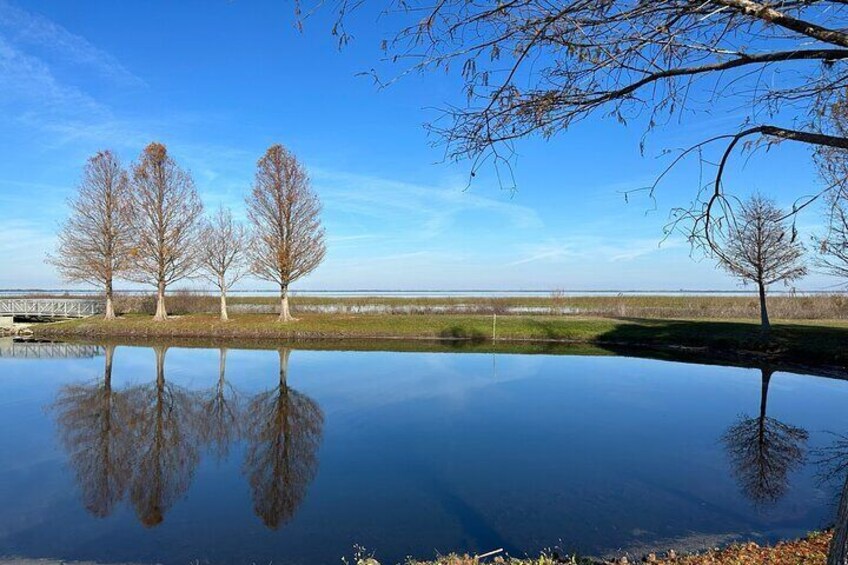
xmin=0 ymin=340 xmax=846 ymax=564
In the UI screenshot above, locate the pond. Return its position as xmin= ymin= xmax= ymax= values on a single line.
xmin=0 ymin=340 xmax=846 ymax=564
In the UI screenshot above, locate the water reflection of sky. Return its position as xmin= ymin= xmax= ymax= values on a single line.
xmin=0 ymin=344 xmax=846 ymax=564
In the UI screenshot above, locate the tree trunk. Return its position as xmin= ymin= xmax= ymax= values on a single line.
xmin=104 ymin=278 xmax=116 ymax=320
xmin=279 ymin=284 xmax=293 ymax=322
xmin=154 ymin=280 xmax=167 ymax=321
xmin=758 ymin=281 xmax=770 ymax=330
xmin=829 ymin=472 xmax=848 ymax=565
xmin=220 ymin=277 xmax=229 ymax=322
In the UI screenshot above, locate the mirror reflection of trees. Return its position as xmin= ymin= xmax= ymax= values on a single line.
xmin=198 ymin=348 xmax=242 ymax=460
xmin=54 ymin=345 xmax=324 ymax=530
xmin=722 ymin=367 xmax=809 ymax=505
xmin=243 ymin=348 xmax=324 ymax=529
xmin=54 ymin=345 xmax=133 ymax=517
xmin=126 ymin=346 xmax=202 ymax=527
xmin=813 ymin=433 xmax=848 ymax=565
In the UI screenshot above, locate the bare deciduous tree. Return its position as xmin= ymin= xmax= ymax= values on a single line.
xmin=716 ymin=195 xmax=806 ymax=329
xmin=246 ymin=144 xmax=326 ymax=322
xmin=319 ymin=0 xmax=848 ymax=247
xmin=129 ymin=142 xmax=204 ymax=321
xmin=816 ymin=189 xmax=848 ymax=282
xmin=48 ymin=151 xmax=133 ymax=320
xmin=199 ymin=207 xmax=248 ymax=321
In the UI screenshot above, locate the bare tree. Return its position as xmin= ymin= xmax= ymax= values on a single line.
xmin=815 ymin=187 xmax=848 ymax=283
xmin=198 ymin=207 xmax=248 ymax=321
xmin=317 ymin=0 xmax=848 ymax=247
xmin=48 ymin=151 xmax=133 ymax=320
xmin=128 ymin=142 xmax=204 ymax=321
xmin=715 ymin=195 xmax=806 ymax=329
xmin=246 ymin=144 xmax=326 ymax=322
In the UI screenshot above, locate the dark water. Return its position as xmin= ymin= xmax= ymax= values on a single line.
xmin=1 ymin=341 xmax=847 ymax=564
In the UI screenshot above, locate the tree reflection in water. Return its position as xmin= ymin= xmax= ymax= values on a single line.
xmin=125 ymin=346 xmax=202 ymax=527
xmin=813 ymin=432 xmax=848 ymax=565
xmin=198 ymin=348 xmax=242 ymax=461
xmin=242 ymin=348 xmax=324 ymax=529
xmin=722 ymin=367 xmax=809 ymax=505
xmin=55 ymin=345 xmax=324 ymax=530
xmin=54 ymin=345 xmax=133 ymax=518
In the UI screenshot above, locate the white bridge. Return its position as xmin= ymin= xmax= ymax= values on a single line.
xmin=0 ymin=298 xmax=104 ymax=319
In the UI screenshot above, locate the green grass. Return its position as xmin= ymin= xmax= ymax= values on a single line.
xmin=33 ymin=312 xmax=848 ymax=369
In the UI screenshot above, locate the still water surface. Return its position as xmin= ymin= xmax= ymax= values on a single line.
xmin=0 ymin=341 xmax=847 ymax=564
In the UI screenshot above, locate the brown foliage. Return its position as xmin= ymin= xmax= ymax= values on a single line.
xmin=246 ymin=144 xmax=326 ymax=321
xmin=128 ymin=142 xmax=204 ymax=320
xmin=48 ymin=150 xmax=133 ymax=319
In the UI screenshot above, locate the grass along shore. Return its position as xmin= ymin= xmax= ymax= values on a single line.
xmin=33 ymin=312 xmax=848 ymax=369
xmin=8 ymin=292 xmax=848 ymax=320
xmin=401 ymin=530 xmax=834 ymax=564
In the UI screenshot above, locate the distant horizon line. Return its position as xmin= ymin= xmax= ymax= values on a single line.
xmin=1 ymin=288 xmax=845 ymax=295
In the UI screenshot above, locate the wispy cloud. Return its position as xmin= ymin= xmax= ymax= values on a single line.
xmin=314 ymin=168 xmax=543 ymax=240
xmin=0 ymin=0 xmax=144 ymax=87
xmin=505 ymin=236 xmax=684 ymax=268
xmin=0 ymin=35 xmax=106 ymax=117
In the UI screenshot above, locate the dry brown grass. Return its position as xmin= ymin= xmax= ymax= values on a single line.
xmin=405 ymin=531 xmax=833 ymax=565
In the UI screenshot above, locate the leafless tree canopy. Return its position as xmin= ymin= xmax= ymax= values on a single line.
xmin=246 ymin=144 xmax=326 ymax=322
xmin=715 ymin=195 xmax=806 ymax=326
xmin=129 ymin=142 xmax=204 ymax=321
xmin=199 ymin=207 xmax=248 ymax=321
xmin=319 ymin=0 xmax=848 ymax=248
xmin=48 ymin=150 xmax=133 ymax=319
xmin=815 ymin=99 xmax=848 ymax=282
xmin=816 ymin=188 xmax=848 ymax=281
xmin=327 ymin=0 xmax=848 ymax=161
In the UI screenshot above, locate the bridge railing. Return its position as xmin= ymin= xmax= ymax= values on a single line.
xmin=0 ymin=299 xmax=104 ymax=318
xmin=0 ymin=340 xmax=105 ymax=358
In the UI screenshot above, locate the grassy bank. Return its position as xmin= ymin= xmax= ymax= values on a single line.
xmin=33 ymin=312 xmax=848 ymax=368
xmin=8 ymin=292 xmax=848 ymax=320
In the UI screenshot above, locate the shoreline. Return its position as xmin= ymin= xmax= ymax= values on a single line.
xmin=406 ymin=530 xmax=834 ymax=564
xmin=29 ymin=313 xmax=848 ymax=373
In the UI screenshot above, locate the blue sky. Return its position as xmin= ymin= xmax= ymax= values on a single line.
xmin=0 ymin=0 xmax=840 ymax=291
